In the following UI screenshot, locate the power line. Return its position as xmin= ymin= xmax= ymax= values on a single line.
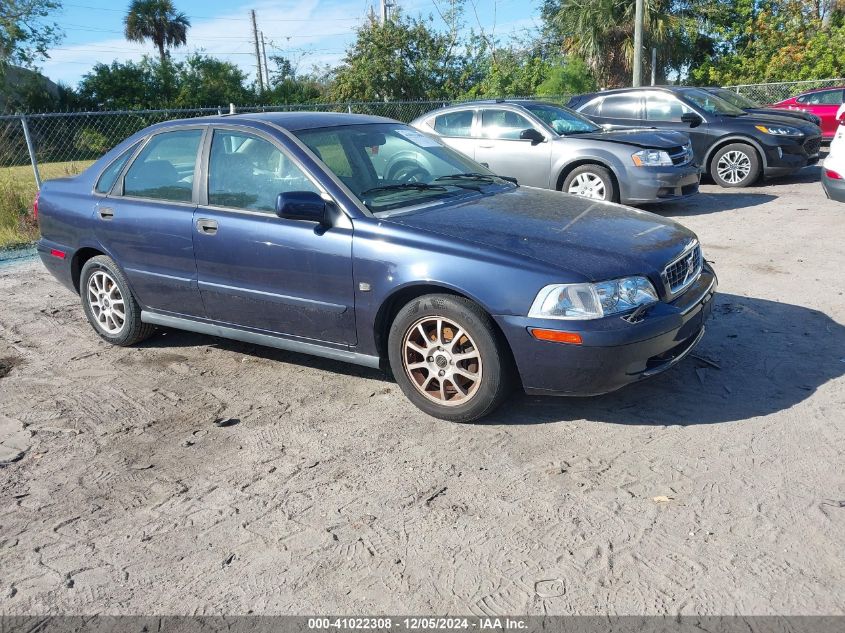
xmin=61 ymin=3 xmax=361 ymax=22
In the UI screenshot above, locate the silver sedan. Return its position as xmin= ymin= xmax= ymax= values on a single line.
xmin=410 ymin=100 xmax=700 ymax=205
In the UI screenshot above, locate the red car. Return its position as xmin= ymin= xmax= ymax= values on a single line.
xmin=770 ymin=87 xmax=845 ymax=139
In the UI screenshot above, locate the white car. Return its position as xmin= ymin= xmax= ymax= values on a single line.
xmin=821 ymin=103 xmax=845 ymax=202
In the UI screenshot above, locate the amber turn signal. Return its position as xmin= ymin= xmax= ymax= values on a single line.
xmin=529 ymin=328 xmax=583 ymax=345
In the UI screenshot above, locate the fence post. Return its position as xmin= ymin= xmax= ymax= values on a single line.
xmin=20 ymin=114 xmax=42 ymax=190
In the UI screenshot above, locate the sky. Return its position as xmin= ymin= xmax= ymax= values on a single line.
xmin=40 ymin=0 xmax=541 ymax=88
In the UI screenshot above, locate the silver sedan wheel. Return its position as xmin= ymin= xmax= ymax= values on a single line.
xmin=567 ymin=172 xmax=607 ymax=199
xmin=87 ymin=270 xmax=126 ymax=335
xmin=402 ymin=316 xmax=483 ymax=407
xmin=717 ymin=150 xmax=752 ymax=184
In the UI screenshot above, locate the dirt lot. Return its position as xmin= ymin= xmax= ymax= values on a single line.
xmin=1 ymin=167 xmax=844 ymax=616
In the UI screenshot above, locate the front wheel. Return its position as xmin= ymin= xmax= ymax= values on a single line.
xmin=562 ymin=165 xmax=618 ymax=202
xmin=387 ymin=294 xmax=513 ymax=422
xmin=710 ymin=143 xmax=761 ymax=188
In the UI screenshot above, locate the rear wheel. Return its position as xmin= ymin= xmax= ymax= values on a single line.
xmin=387 ymin=294 xmax=513 ymax=422
xmin=710 ymin=143 xmax=761 ymax=188
xmin=562 ymin=165 xmax=618 ymax=202
xmin=80 ymin=255 xmax=154 ymax=346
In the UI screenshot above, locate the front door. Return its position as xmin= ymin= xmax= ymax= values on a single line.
xmin=473 ymin=108 xmax=552 ymax=188
xmin=643 ymin=92 xmax=713 ymax=162
xmin=95 ymin=127 xmax=206 ymax=317
xmin=192 ymin=126 xmax=356 ymax=345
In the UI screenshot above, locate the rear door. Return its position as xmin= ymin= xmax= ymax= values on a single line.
xmin=473 ymin=108 xmax=552 ymax=188
xmin=427 ymin=109 xmax=478 ymax=159
xmin=191 ymin=125 xmax=356 ymax=345
xmin=95 ymin=127 xmax=206 ymax=317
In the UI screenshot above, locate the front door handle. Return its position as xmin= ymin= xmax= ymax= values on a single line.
xmin=478 ymin=143 xmax=494 ymax=149
xmin=98 ymin=207 xmax=114 ymax=220
xmin=196 ymin=218 xmax=218 ymax=235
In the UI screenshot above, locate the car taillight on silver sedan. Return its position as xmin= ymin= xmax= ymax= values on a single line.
xmin=528 ymin=276 xmax=659 ymax=321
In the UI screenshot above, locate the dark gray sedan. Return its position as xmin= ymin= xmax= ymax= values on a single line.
xmin=411 ymin=100 xmax=700 ymax=205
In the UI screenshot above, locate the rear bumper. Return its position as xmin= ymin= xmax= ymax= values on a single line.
xmin=496 ymin=267 xmax=717 ymax=396
xmin=821 ymin=169 xmax=845 ymax=203
xmin=621 ymin=164 xmax=701 ymax=204
xmin=36 ymin=238 xmax=77 ymax=292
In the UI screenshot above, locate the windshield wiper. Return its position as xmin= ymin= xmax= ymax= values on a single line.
xmin=435 ymin=172 xmax=498 ymax=183
xmin=360 ymin=183 xmax=448 ymax=196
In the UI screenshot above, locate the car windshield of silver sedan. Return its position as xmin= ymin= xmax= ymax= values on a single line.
xmin=522 ymin=103 xmax=599 ymax=135
xmin=293 ymin=123 xmax=514 ymax=214
xmin=681 ymin=88 xmax=747 ymax=116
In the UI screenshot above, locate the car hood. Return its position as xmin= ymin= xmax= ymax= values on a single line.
xmin=561 ymin=128 xmax=689 ymax=149
xmin=720 ymin=112 xmax=820 ymax=135
xmin=385 ymin=187 xmax=696 ymax=282
xmin=747 ymin=107 xmax=818 ymax=123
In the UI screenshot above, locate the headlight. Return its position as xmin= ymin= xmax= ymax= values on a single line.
xmin=632 ymin=149 xmax=673 ymax=167
xmin=528 ymin=276 xmax=659 ymax=320
xmin=755 ymin=124 xmax=801 ymax=136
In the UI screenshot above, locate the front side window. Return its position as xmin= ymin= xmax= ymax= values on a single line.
xmin=521 ymin=103 xmax=598 ymax=135
xmin=681 ymin=88 xmax=745 ymax=116
xmin=294 ymin=123 xmax=512 ymax=214
xmin=645 ymin=94 xmax=693 ymax=122
xmin=480 ymin=109 xmax=535 ymax=139
xmin=801 ymin=89 xmax=843 ymax=105
xmin=433 ymin=111 xmax=474 ymax=137
xmin=207 ymin=130 xmax=318 ymax=212
xmin=598 ymin=95 xmax=642 ymax=119
xmin=96 ymin=143 xmax=139 ymax=194
xmin=123 ymin=129 xmax=203 ymax=202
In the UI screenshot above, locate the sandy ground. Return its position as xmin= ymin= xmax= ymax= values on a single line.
xmin=1 ymin=167 xmax=844 ymax=616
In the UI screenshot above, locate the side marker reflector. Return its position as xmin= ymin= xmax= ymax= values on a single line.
xmin=50 ymin=249 xmax=66 ymax=259
xmin=530 ymin=328 xmax=583 ymax=345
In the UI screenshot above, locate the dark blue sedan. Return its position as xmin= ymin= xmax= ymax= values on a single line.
xmin=35 ymin=112 xmax=717 ymax=422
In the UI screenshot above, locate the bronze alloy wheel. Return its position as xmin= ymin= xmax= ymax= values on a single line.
xmin=401 ymin=316 xmax=483 ymax=406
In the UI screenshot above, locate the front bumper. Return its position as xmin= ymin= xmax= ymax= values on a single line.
xmin=496 ymin=266 xmax=717 ymax=396
xmin=821 ymin=169 xmax=845 ymax=203
xmin=762 ymin=134 xmax=821 ymax=176
xmin=621 ymin=164 xmax=701 ymax=204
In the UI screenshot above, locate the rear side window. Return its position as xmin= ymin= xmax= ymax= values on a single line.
xmin=578 ymin=99 xmax=601 ymax=116
xmin=96 ymin=143 xmax=138 ymax=194
xmin=123 ymin=129 xmax=203 ymax=202
xmin=480 ymin=109 xmax=534 ymax=139
xmin=599 ymin=95 xmax=642 ymax=119
xmin=433 ymin=111 xmax=473 ymax=137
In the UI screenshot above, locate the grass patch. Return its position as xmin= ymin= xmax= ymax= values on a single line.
xmin=0 ymin=161 xmax=94 ymax=249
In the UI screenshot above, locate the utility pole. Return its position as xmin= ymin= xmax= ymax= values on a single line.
xmin=379 ymin=0 xmax=394 ymax=23
xmin=632 ymin=0 xmax=643 ymax=87
xmin=651 ymin=47 xmax=657 ymax=86
xmin=251 ymin=10 xmax=265 ymax=92
xmin=261 ymin=31 xmax=271 ymax=88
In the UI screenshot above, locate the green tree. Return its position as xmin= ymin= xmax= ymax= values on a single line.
xmin=77 ymin=58 xmax=161 ymax=109
xmin=173 ymin=53 xmax=249 ymax=106
xmin=0 ymin=0 xmax=62 ymax=71
xmin=331 ymin=13 xmax=473 ymax=101
xmin=536 ymin=58 xmax=596 ymax=96
xmin=124 ymin=0 xmax=190 ymax=65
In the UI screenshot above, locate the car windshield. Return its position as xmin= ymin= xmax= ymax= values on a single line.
xmin=521 ymin=103 xmax=599 ymax=135
xmin=711 ymin=88 xmax=760 ymax=109
xmin=681 ymin=88 xmax=747 ymax=116
xmin=293 ymin=123 xmax=513 ymax=214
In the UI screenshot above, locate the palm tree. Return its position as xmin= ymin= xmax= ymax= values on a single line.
xmin=124 ymin=0 xmax=191 ymax=65
xmin=542 ymin=0 xmax=677 ymax=88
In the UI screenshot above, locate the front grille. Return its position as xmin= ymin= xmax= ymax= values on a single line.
xmin=668 ymin=144 xmax=693 ymax=165
xmin=804 ymin=137 xmax=821 ymax=157
xmin=662 ymin=243 xmax=702 ymax=296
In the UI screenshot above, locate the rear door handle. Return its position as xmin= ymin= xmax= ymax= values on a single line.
xmin=196 ymin=218 xmax=218 ymax=235
xmin=98 ymin=207 xmax=114 ymax=220
xmin=478 ymin=144 xmax=494 ymax=149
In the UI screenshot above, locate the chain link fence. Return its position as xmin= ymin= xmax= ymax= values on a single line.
xmin=724 ymin=78 xmax=845 ymax=105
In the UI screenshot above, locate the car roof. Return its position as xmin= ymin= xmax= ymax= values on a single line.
xmin=795 ymin=85 xmax=845 ymax=95
xmin=149 ymin=111 xmax=396 ymax=133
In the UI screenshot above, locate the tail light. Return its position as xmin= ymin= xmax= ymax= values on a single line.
xmin=825 ymin=169 xmax=843 ymax=180
xmin=33 ymin=189 xmax=40 ymax=219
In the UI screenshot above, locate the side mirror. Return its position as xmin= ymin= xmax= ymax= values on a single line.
xmin=519 ymin=128 xmax=545 ymax=144
xmin=275 ymin=191 xmax=327 ymax=224
xmin=680 ymin=112 xmax=703 ymax=128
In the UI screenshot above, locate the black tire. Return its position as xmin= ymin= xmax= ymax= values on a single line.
xmin=80 ymin=255 xmax=155 ymax=346
xmin=387 ymin=294 xmax=514 ymax=422
xmin=709 ymin=143 xmax=761 ymax=188
xmin=561 ymin=164 xmax=619 ymax=202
